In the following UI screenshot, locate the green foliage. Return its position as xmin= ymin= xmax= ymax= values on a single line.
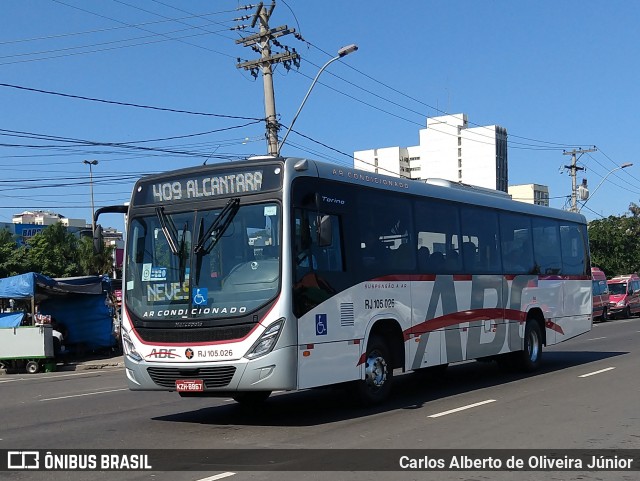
xmin=78 ymin=236 xmax=115 ymax=275
xmin=0 ymin=223 xmax=117 ymax=279
xmin=25 ymin=223 xmax=81 ymax=277
xmin=588 ymin=210 xmax=640 ymax=277
xmin=0 ymin=228 xmax=19 ymax=278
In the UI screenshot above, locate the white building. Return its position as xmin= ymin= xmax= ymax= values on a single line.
xmin=12 ymin=210 xmax=87 ymax=229
xmin=354 ymin=113 xmax=509 ymax=192
xmin=508 ymin=184 xmax=550 ymax=206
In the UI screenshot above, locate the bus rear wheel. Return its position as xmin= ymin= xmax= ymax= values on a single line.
xmin=353 ymin=335 xmax=393 ymax=406
xmin=517 ymin=320 xmax=543 ymax=372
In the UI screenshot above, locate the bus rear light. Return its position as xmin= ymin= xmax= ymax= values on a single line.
xmin=303 ymin=351 xmax=311 ymax=357
xmin=245 ymin=318 xmax=284 ymax=360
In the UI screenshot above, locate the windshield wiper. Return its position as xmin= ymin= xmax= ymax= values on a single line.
xmin=155 ymin=206 xmax=179 ymax=255
xmin=194 ymin=198 xmax=240 ymax=254
xmin=178 ymin=221 xmax=188 ymax=284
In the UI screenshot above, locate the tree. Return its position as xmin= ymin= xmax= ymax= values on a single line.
xmin=0 ymin=228 xmax=19 ymax=278
xmin=25 ymin=223 xmax=81 ymax=277
xmin=588 ymin=210 xmax=640 ymax=277
xmin=0 ymin=222 xmax=121 ymax=279
xmin=78 ymin=236 xmax=115 ymax=276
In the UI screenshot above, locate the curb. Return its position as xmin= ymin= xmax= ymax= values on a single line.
xmin=75 ymin=361 xmax=125 ymax=370
xmin=1 ymin=359 xmax=125 ymax=375
xmin=57 ymin=357 xmax=125 ymax=372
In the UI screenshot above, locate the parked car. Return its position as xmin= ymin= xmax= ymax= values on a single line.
xmin=591 ymin=267 xmax=610 ymax=321
xmin=607 ymin=274 xmax=640 ymax=319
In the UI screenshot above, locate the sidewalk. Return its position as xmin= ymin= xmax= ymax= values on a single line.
xmin=57 ymin=352 xmax=125 ymax=371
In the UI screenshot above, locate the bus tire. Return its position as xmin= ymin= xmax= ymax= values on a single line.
xmin=353 ymin=335 xmax=393 ymax=406
xmin=517 ymin=320 xmax=543 ymax=372
xmin=624 ymin=306 xmax=631 ymax=319
xmin=232 ymin=391 xmax=271 ymax=406
xmin=25 ymin=361 xmax=40 ymax=374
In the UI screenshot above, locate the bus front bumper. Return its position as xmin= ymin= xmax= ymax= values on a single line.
xmin=123 ymin=345 xmax=298 ymax=394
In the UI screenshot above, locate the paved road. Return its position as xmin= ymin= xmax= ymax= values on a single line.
xmin=1 ymin=318 xmax=638 ymax=481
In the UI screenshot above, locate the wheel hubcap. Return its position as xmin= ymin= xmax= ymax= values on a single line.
xmin=364 ymin=351 xmax=387 ymax=389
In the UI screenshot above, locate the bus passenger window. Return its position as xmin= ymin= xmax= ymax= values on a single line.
xmin=361 ymin=230 xmax=387 ymax=266
xmin=532 ymin=218 xmax=562 ymax=274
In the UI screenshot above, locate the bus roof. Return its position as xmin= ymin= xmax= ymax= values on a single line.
xmin=131 ymin=156 xmax=586 ymax=225
xmin=306 ymin=158 xmax=587 ymax=225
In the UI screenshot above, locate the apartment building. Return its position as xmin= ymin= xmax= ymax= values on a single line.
xmin=354 ymin=113 xmax=509 ymax=192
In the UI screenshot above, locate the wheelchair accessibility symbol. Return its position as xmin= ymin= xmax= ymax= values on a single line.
xmin=192 ymin=288 xmax=208 ymax=306
xmin=315 ymin=313 xmax=327 ymax=336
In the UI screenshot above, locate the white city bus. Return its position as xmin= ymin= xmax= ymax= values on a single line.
xmin=95 ymin=156 xmax=592 ymax=405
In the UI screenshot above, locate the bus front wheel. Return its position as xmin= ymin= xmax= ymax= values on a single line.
xmin=353 ymin=335 xmax=393 ymax=406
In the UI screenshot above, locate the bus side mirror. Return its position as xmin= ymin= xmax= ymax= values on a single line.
xmin=93 ymin=224 xmax=104 ymax=254
xmin=317 ymin=215 xmax=332 ymax=247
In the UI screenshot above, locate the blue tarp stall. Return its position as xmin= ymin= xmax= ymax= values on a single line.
xmin=0 ymin=272 xmax=115 ymax=352
xmin=0 ymin=312 xmax=24 ymax=328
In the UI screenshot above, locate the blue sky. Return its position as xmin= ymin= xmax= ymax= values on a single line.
xmin=1 ymin=0 xmax=639 ymax=233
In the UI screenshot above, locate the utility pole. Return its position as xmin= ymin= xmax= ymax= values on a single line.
xmin=235 ymin=2 xmax=300 ymax=156
xmin=83 ymin=159 xmax=99 ymax=235
xmin=563 ymin=147 xmax=597 ymax=212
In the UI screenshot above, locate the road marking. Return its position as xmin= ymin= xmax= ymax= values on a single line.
xmin=587 ymin=336 xmax=606 ymax=341
xmin=428 ymin=399 xmax=496 ymax=418
xmin=579 ymin=367 xmax=616 ymax=378
xmin=40 ymin=388 xmax=129 ymax=401
xmin=195 ymin=473 xmax=236 ymax=481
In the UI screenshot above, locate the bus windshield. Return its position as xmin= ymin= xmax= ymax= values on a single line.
xmin=124 ymin=201 xmax=280 ymax=322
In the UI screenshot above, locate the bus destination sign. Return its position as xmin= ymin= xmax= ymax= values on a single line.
xmin=134 ymin=164 xmax=282 ymax=206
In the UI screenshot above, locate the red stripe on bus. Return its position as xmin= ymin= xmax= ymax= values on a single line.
xmin=545 ymin=319 xmax=565 ymax=335
xmin=357 ymin=353 xmax=366 ymax=366
xmin=403 ymin=308 xmax=527 ymax=341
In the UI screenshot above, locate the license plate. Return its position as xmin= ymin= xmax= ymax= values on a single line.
xmin=176 ymin=379 xmax=204 ymax=392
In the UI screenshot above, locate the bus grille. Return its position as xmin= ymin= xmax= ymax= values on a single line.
xmin=136 ymin=324 xmax=254 ymax=343
xmin=147 ymin=366 xmax=236 ymax=388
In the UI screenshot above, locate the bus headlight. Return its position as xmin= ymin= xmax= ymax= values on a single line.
xmin=617 ymin=300 xmax=626 ymax=307
xmin=245 ymin=318 xmax=284 ymax=360
xmin=121 ymin=330 xmax=142 ymax=362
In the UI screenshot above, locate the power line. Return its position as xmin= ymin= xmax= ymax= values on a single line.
xmin=303 ymin=39 xmax=589 ymax=150
xmin=0 ymin=83 xmax=264 ymax=120
xmin=0 ymin=8 xmax=239 ymax=46
xmin=51 ymin=0 xmax=235 ymax=59
xmin=0 ymin=25 xmax=232 ymax=62
xmin=291 ymin=65 xmax=586 ymax=151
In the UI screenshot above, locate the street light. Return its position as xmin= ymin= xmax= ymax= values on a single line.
xmin=83 ymin=160 xmax=99 ymax=235
xmin=579 ymin=162 xmax=633 ymax=212
xmin=277 ymin=44 xmax=358 ymax=156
